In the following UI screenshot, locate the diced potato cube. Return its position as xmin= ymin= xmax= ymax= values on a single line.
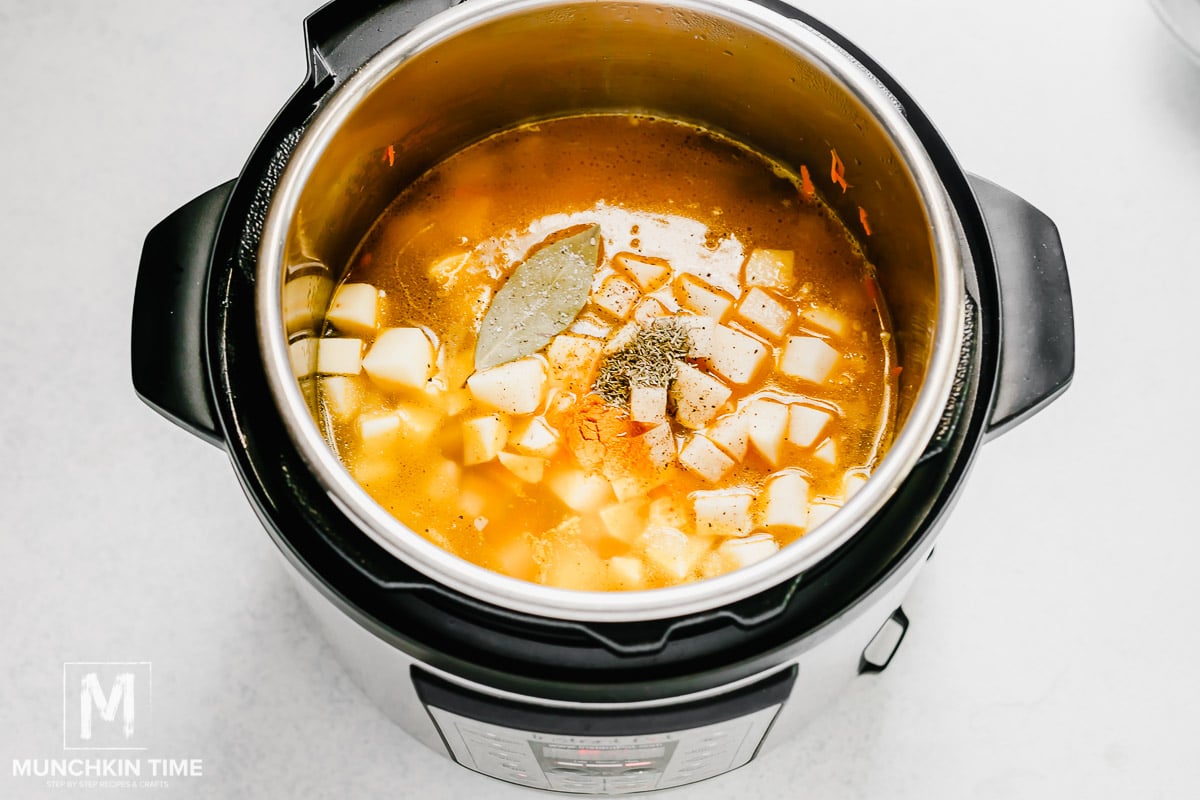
xmin=547 ymin=468 xmax=614 ymax=513
xmin=640 ymin=423 xmax=677 ymax=470
xmin=718 ymin=533 xmax=780 ymax=569
xmin=494 ymin=533 xmax=537 ymax=582
xmin=424 ymin=458 xmax=462 ymax=502
xmin=692 ymin=489 xmax=754 ymax=537
xmin=357 ymin=411 xmax=402 ymax=452
xmin=787 ymin=404 xmax=833 ymax=448
xmin=614 ymin=252 xmax=672 ymax=292
xmin=467 ymin=357 xmax=547 ymax=415
xmin=670 ymin=362 xmax=732 ymax=429
xmin=648 ymin=495 xmax=689 ymax=528
xmin=843 ymin=471 xmax=870 ymax=499
xmin=630 ymin=384 xmax=667 ymax=424
xmin=799 ymin=305 xmax=848 ymax=337
xmin=326 ymin=283 xmax=379 ymax=337
xmin=593 ymin=274 xmax=640 ymax=320
xmin=316 ymin=338 xmax=363 ymax=376
xmin=600 ymin=444 xmax=665 ymax=498
xmin=607 ymin=555 xmax=646 ymax=589
xmin=680 ymin=315 xmax=715 ymax=358
xmin=814 ymin=437 xmax=838 ymax=464
xmin=458 ymin=484 xmax=486 ymax=517
xmin=545 ymin=334 xmax=603 ymax=395
xmin=763 ymin=470 xmax=810 ymax=531
xmin=807 ymin=499 xmax=842 ymax=529
xmin=357 ymin=405 xmax=439 ymax=455
xmin=704 ymin=325 xmax=770 ymax=385
xmin=538 ymin=529 xmax=608 ymax=590
xmin=462 ymin=414 xmax=509 ymax=465
xmin=679 ymin=434 xmax=736 ymax=483
xmin=282 ymin=273 xmax=332 ymax=333
xmin=779 ymin=336 xmax=840 ymax=384
xmin=289 ymin=337 xmax=317 ymax=378
xmin=319 ymin=376 xmax=362 ymax=422
xmin=643 ymin=527 xmax=691 ymax=578
xmin=362 ymin=327 xmax=434 ymax=390
xmin=745 ymin=398 xmax=789 ymax=467
xmin=396 ymin=404 xmax=441 ymax=444
xmin=705 ymin=411 xmax=749 ymax=461
xmin=350 ymin=456 xmax=394 ymax=487
xmin=640 ymin=525 xmax=709 ymax=581
xmin=507 ymin=416 xmax=560 ymax=458
xmin=603 ymin=322 xmax=640 ymax=354
xmin=442 ymin=388 xmax=473 ymax=418
xmin=699 ymin=551 xmax=732 ymax=580
xmin=566 ymin=309 xmax=614 ymax=338
xmin=599 ymin=499 xmax=647 ymax=543
xmin=735 ymin=287 xmax=792 ymax=340
xmin=497 ymin=451 xmax=546 ymax=483
xmin=743 ymin=249 xmax=796 ymax=292
xmin=673 ymin=274 xmax=734 ymax=319
xmin=542 ymin=551 xmax=606 ymax=591
xmin=567 ymin=311 xmax=613 ymax=339
xmin=632 ymin=296 xmax=670 ymax=327
xmin=608 ymin=470 xmax=668 ymax=504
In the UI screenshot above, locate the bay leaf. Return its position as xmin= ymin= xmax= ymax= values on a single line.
xmin=474 ymin=224 xmax=601 ymax=372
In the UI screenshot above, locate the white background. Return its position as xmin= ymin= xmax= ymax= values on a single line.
xmin=2 ymin=1 xmax=1198 ymax=797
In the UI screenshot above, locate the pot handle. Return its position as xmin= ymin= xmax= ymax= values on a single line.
xmin=968 ymin=175 xmax=1075 ymax=440
xmin=303 ymin=0 xmax=460 ymax=88
xmin=131 ymin=181 xmax=235 ymax=447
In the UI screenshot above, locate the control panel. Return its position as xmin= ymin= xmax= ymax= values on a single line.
xmin=414 ymin=666 xmax=795 ymax=794
xmin=427 ymin=704 xmax=777 ymax=793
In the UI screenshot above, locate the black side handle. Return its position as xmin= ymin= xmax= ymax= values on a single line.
xmin=859 ymin=607 xmax=909 ymax=674
xmin=968 ymin=175 xmax=1075 ymax=439
xmin=303 ymin=0 xmax=459 ymax=89
xmin=131 ymin=181 xmax=234 ymax=447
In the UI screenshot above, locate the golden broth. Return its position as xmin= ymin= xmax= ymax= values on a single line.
xmin=314 ymin=114 xmax=896 ymax=590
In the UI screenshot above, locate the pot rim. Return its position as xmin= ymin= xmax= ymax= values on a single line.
xmin=257 ymin=0 xmax=966 ymax=623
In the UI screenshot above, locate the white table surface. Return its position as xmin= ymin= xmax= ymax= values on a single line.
xmin=2 ymin=1 xmax=1197 ymax=797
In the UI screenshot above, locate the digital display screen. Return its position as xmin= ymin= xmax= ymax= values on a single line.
xmin=541 ymin=744 xmax=669 ymax=762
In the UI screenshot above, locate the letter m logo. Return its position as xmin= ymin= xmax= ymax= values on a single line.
xmin=80 ymin=672 xmax=135 ymax=740
xmin=63 ymin=663 xmax=151 ymax=750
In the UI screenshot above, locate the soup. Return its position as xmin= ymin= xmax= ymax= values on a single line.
xmin=310 ymin=114 xmax=896 ymax=590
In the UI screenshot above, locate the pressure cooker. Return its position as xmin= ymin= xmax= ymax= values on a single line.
xmin=130 ymin=0 xmax=1074 ymax=793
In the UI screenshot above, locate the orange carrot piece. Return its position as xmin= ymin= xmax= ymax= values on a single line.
xmin=800 ymin=164 xmax=815 ymax=198
xmin=830 ymin=149 xmax=848 ymax=192
xmin=385 ymin=144 xmax=395 ymax=167
xmin=858 ymin=206 xmax=872 ymax=236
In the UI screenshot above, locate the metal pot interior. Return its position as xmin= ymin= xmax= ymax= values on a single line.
xmin=260 ymin=0 xmax=964 ymax=622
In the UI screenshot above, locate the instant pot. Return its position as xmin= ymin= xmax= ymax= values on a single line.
xmin=131 ymin=0 xmax=1074 ymax=793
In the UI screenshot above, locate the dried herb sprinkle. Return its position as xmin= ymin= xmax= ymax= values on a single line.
xmin=593 ymin=318 xmax=693 ymax=407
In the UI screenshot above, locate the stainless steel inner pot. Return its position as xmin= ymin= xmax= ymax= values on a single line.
xmin=257 ymin=0 xmax=965 ymax=623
